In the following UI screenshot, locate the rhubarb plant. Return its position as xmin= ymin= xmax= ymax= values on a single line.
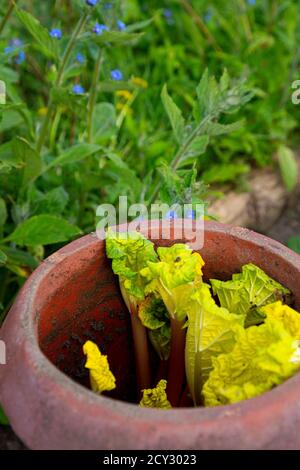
xmin=203 ymin=316 xmax=300 ymax=407
xmin=141 ymin=244 xmax=204 ymax=406
xmin=211 ymin=264 xmax=292 ymax=327
xmin=185 ymin=283 xmax=243 ymax=405
xmin=106 ymin=230 xmax=158 ymax=392
xmin=99 ymin=231 xmax=300 ymax=410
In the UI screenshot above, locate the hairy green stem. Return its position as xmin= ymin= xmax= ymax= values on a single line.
xmin=0 ymin=0 xmax=17 ymax=35
xmin=167 ymin=318 xmax=186 ymax=407
xmin=87 ymin=49 xmax=103 ymax=143
xmin=36 ymin=12 xmax=88 ymax=153
xmin=148 ymin=114 xmax=212 ymax=204
xmin=50 ymin=108 xmax=62 ymax=150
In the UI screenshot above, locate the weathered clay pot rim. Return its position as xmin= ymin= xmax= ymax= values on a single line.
xmin=4 ymin=220 xmax=300 ymax=426
xmin=2 ymin=220 xmax=300 ymax=449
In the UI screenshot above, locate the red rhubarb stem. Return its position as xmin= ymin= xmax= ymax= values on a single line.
xmin=130 ymin=313 xmax=151 ymax=395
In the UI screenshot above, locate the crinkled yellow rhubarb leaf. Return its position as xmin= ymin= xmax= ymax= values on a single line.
xmin=185 ymin=283 xmax=244 ymax=405
xmin=211 ymin=263 xmax=291 ymax=326
xmin=141 ymin=243 xmax=204 ymax=321
xmin=203 ymin=318 xmax=300 ymax=407
xmin=83 ymin=340 xmax=116 ymax=394
xmin=260 ymin=301 xmax=300 ymax=338
xmin=106 ymin=230 xmax=158 ymax=307
xmin=140 ymin=380 xmax=171 ymax=409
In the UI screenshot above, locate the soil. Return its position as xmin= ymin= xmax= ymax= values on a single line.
xmin=1 ymin=190 xmax=299 ymax=450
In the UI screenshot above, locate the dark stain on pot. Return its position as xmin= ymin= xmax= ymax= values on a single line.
xmin=114 ymin=326 xmax=127 ymax=335
xmin=90 ymin=320 xmax=105 ymax=332
xmin=103 ymin=334 xmax=112 ymax=344
xmin=83 ymin=329 xmax=96 ymax=342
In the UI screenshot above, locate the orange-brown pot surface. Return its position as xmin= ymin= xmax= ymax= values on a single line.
xmin=1 ymin=221 xmax=300 ymax=449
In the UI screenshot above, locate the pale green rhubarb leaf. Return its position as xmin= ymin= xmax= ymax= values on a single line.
xmin=185 ymin=283 xmax=244 ymax=405
xmin=140 ymin=379 xmax=171 ymax=409
xmin=141 ymin=243 xmax=205 ymax=321
xmin=139 ymin=296 xmax=171 ymax=360
xmin=203 ymin=318 xmax=300 ymax=407
xmin=211 ymin=263 xmax=291 ymax=326
xmin=106 ymin=230 xmax=158 ymax=312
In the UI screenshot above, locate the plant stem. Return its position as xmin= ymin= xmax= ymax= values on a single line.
xmin=56 ymin=13 xmax=89 ymax=87
xmin=49 ymin=108 xmax=62 ymax=150
xmin=167 ymin=318 xmax=186 ymax=407
xmin=87 ymin=49 xmax=103 ymax=143
xmin=148 ymin=114 xmax=212 ymax=204
xmin=36 ymin=12 xmax=88 ymax=153
xmin=179 ymin=384 xmax=191 ymax=407
xmin=193 ymin=351 xmax=203 ymax=406
xmin=155 ymin=359 xmax=169 ymax=383
xmin=130 ymin=313 xmax=151 ymax=395
xmin=238 ymin=0 xmax=252 ymax=42
xmin=119 ymin=281 xmax=151 ymax=394
xmin=0 ymin=0 xmax=17 ymax=35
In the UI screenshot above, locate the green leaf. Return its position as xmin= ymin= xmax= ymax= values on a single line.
xmin=8 ymin=215 xmax=81 ymax=246
xmin=203 ymin=318 xmax=300 ymax=407
xmin=0 ymin=141 xmax=22 ymax=172
xmin=48 ymin=144 xmax=101 ymax=168
xmin=161 ymin=85 xmax=185 ymax=144
xmin=206 ymin=120 xmax=244 ymax=136
xmin=126 ymin=18 xmax=154 ymax=33
xmin=202 ymin=163 xmax=249 ymax=184
xmin=91 ymin=31 xmax=144 ymax=46
xmin=1 ymin=246 xmax=39 ymax=269
xmin=278 ymin=145 xmax=298 ymax=192
xmin=211 ymin=263 xmax=291 ymax=325
xmin=287 ymin=235 xmax=300 ymax=254
xmin=92 ymin=103 xmax=116 ymax=143
xmin=149 ymin=325 xmax=171 ymax=361
xmin=0 ymin=406 xmax=9 ymax=425
xmin=139 ymin=296 xmax=171 ymax=360
xmin=196 ymin=69 xmax=219 ymax=119
xmin=0 ymin=109 xmax=23 ymax=132
xmin=0 ymin=249 xmax=7 ymax=265
xmin=34 ymin=187 xmax=69 ymax=214
xmin=15 ymin=6 xmax=58 ymax=59
xmin=104 ymin=151 xmax=130 ymax=170
xmin=179 ymin=135 xmax=209 ymax=166
xmin=12 ymin=137 xmax=42 ymax=186
xmin=0 ymin=197 xmax=7 ymax=227
xmin=185 ymin=283 xmax=243 ymax=405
